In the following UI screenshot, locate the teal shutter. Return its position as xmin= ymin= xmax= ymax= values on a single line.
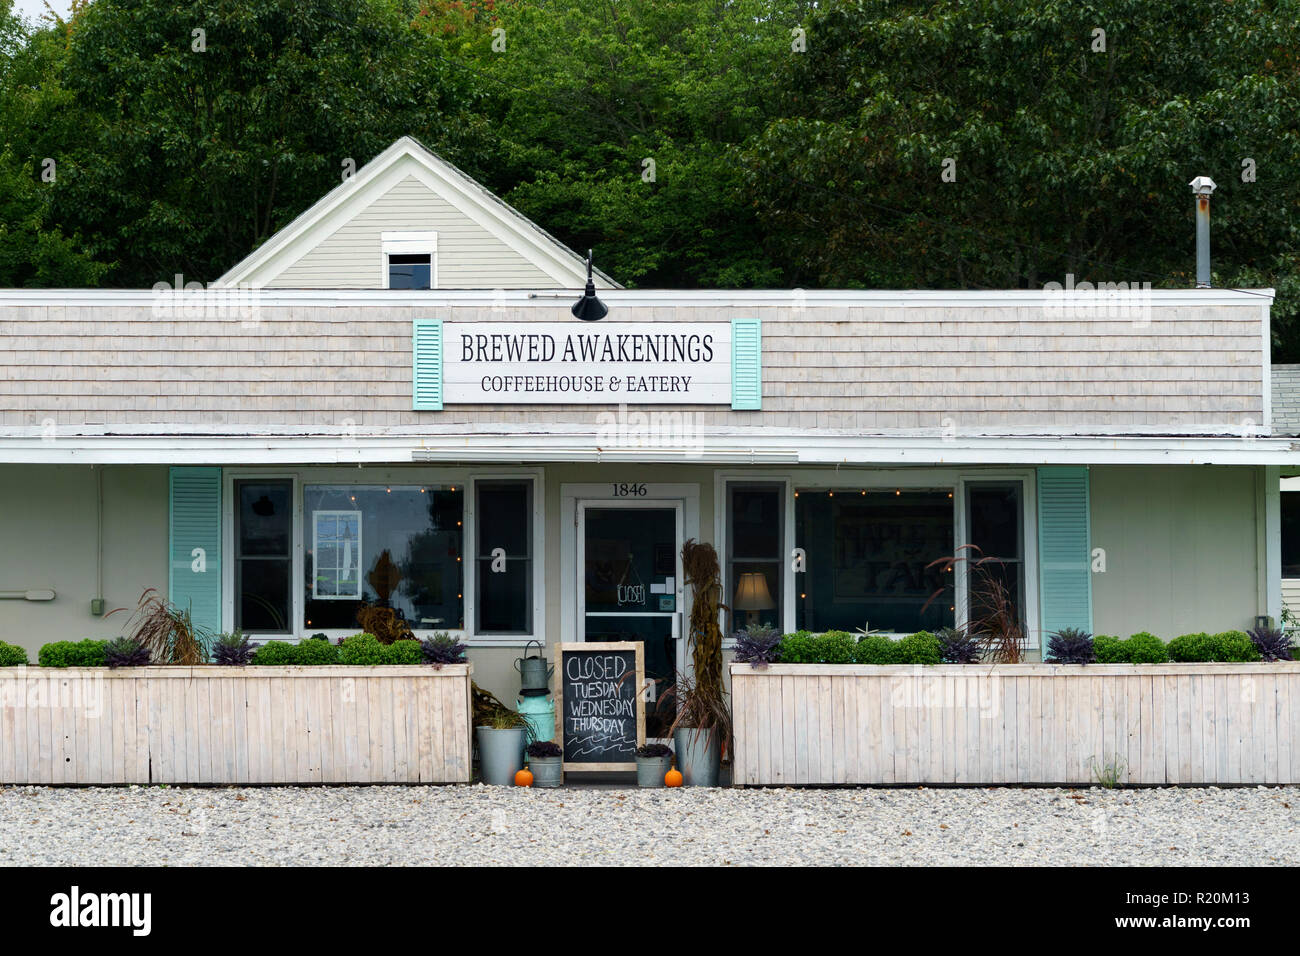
xmin=731 ymin=318 xmax=762 ymax=410
xmin=1037 ymin=466 xmax=1093 ymax=654
xmin=412 ymin=319 xmax=443 ymax=410
xmin=169 ymin=466 xmax=222 ymax=635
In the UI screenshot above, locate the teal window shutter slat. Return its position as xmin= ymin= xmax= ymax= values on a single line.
xmin=731 ymin=318 xmax=762 ymax=410
xmin=412 ymin=319 xmax=444 ymax=410
xmin=1037 ymin=466 xmax=1093 ymax=655
xmin=168 ymin=466 xmax=222 ymax=636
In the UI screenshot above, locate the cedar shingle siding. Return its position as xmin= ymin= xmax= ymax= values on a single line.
xmin=0 ymin=301 xmax=1264 ymax=434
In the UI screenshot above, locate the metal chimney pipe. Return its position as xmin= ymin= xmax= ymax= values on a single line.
xmin=1189 ymin=176 xmax=1216 ymax=288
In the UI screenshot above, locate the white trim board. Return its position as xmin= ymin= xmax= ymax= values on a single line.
xmin=5 ymin=434 xmax=1298 ymax=466
xmin=0 ymin=286 xmax=1273 ymax=307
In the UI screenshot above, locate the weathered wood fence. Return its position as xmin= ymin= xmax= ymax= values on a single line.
xmin=730 ymin=663 xmax=1300 ymax=786
xmin=0 ymin=665 xmax=473 ymax=785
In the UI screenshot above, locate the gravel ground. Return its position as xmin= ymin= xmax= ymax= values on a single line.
xmin=1 ymin=784 xmax=1296 ymax=865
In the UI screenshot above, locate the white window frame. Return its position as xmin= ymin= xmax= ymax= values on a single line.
xmin=221 ymin=466 xmax=544 ymax=646
xmin=224 ymin=473 xmax=299 ymax=637
xmin=714 ymin=468 xmax=1038 ymax=642
xmin=467 ymin=473 xmax=546 ymax=646
xmin=310 ymin=509 xmax=363 ymax=600
xmin=380 ymin=230 xmax=438 ymax=290
xmin=713 ymin=474 xmax=792 ymax=646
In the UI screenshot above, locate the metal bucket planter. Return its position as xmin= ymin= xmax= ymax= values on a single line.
xmin=673 ymin=727 xmax=721 ymax=786
xmin=636 ymin=754 xmax=673 ymax=788
xmin=529 ymin=756 xmax=563 ymax=788
xmin=476 ymin=726 xmax=525 ymax=786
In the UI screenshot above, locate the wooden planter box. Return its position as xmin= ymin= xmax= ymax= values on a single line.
xmin=0 ymin=664 xmax=473 ymax=785
xmin=730 ymin=662 xmax=1300 ymax=786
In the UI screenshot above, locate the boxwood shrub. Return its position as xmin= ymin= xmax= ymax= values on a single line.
xmin=385 ymin=639 xmax=423 ymax=665
xmin=293 ymin=639 xmax=339 ymax=665
xmin=814 ymin=630 xmax=856 ymax=664
xmin=776 ymin=631 xmax=816 ymax=663
xmin=1092 ymin=634 xmax=1125 ymax=663
xmin=337 ymin=633 xmax=388 ymax=666
xmin=1093 ymin=632 xmax=1170 ymax=664
xmin=897 ymin=631 xmax=941 ymax=665
xmin=37 ymin=639 xmax=107 ymax=668
xmin=0 ymin=641 xmax=28 ymax=666
xmin=249 ymin=640 xmax=297 ymax=665
xmin=1167 ymin=630 xmax=1260 ymax=663
xmin=853 ymin=634 xmax=903 ymax=664
xmin=1125 ymin=632 xmax=1170 ymax=664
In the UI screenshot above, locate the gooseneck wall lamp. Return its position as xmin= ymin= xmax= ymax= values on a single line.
xmin=570 ymin=249 xmax=608 ymax=321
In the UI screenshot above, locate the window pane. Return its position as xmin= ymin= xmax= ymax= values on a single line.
xmin=731 ymin=486 xmax=780 ymax=557
xmin=727 ymin=483 xmax=782 ymax=634
xmin=795 ymin=490 xmax=954 ymax=634
xmin=964 ymin=482 xmax=1025 ymax=638
xmin=966 ymin=483 xmax=1021 ymax=559
xmin=388 ymin=254 xmax=431 ymax=290
xmin=303 ymin=485 xmax=463 ymax=632
xmin=235 ymin=479 xmax=292 ymax=633
xmin=476 ymin=481 xmax=533 ymax=634
xmin=238 ymin=560 xmax=291 ymax=632
xmin=238 ymin=482 xmax=290 ymax=557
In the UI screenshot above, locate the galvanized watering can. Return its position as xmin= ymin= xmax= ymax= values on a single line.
xmin=514 ymin=640 xmax=554 ymax=695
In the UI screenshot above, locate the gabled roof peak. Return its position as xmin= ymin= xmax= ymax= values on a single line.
xmin=215 ymin=136 xmax=619 ymax=291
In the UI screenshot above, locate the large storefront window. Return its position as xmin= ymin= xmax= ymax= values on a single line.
xmin=475 ymin=480 xmax=534 ymax=634
xmin=795 ymin=489 xmax=955 ymax=634
xmin=302 ymin=484 xmax=464 ymax=633
xmin=726 ymin=483 xmax=783 ymax=634
xmin=235 ymin=479 xmax=293 ymax=633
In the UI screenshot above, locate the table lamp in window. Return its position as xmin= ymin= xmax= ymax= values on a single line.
xmin=734 ymin=572 xmax=775 ymax=627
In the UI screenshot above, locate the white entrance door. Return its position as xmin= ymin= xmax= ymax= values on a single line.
xmin=576 ymin=499 xmax=684 ymax=738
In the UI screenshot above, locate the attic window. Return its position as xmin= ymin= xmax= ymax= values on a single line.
xmin=381 ymin=231 xmax=438 ymax=289
xmin=389 ymin=254 xmax=431 ymax=290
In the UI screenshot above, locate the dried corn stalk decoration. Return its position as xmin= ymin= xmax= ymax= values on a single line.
xmin=681 ymin=538 xmax=724 ymax=703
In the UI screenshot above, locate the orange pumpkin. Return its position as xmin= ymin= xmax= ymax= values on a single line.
xmin=515 ymin=767 xmax=534 ymax=787
xmin=665 ymin=767 xmax=683 ymax=788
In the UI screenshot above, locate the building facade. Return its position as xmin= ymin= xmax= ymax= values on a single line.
xmin=0 ymin=138 xmax=1290 ymax=709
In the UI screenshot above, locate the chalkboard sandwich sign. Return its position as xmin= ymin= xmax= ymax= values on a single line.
xmin=555 ymin=642 xmax=647 ymax=772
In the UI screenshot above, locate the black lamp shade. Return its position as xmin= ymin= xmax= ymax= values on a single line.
xmin=571 ymin=250 xmax=607 ymax=321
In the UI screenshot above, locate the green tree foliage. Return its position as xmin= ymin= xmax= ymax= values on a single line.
xmin=0 ymin=0 xmax=107 ymax=284
xmin=3 ymin=0 xmax=484 ymax=287
xmin=419 ymin=0 xmax=809 ymax=286
xmin=740 ymin=0 xmax=1300 ymax=350
xmin=1 ymin=0 xmax=1299 ymax=361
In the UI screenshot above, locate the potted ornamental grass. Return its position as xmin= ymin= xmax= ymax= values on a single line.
xmin=635 ymin=743 xmax=673 ymax=787
xmin=525 ymin=741 xmax=563 ymax=788
xmin=662 ymin=539 xmax=732 ymax=786
xmin=473 ymin=683 xmax=531 ymax=786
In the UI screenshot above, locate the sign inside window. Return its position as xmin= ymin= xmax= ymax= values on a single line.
xmin=312 ymin=510 xmax=362 ymax=600
xmin=442 ymin=322 xmax=733 ymax=404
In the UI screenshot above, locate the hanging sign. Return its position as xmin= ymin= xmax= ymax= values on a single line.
xmin=442 ymin=322 xmax=732 ymax=404
xmin=555 ymin=642 xmax=647 ymax=771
